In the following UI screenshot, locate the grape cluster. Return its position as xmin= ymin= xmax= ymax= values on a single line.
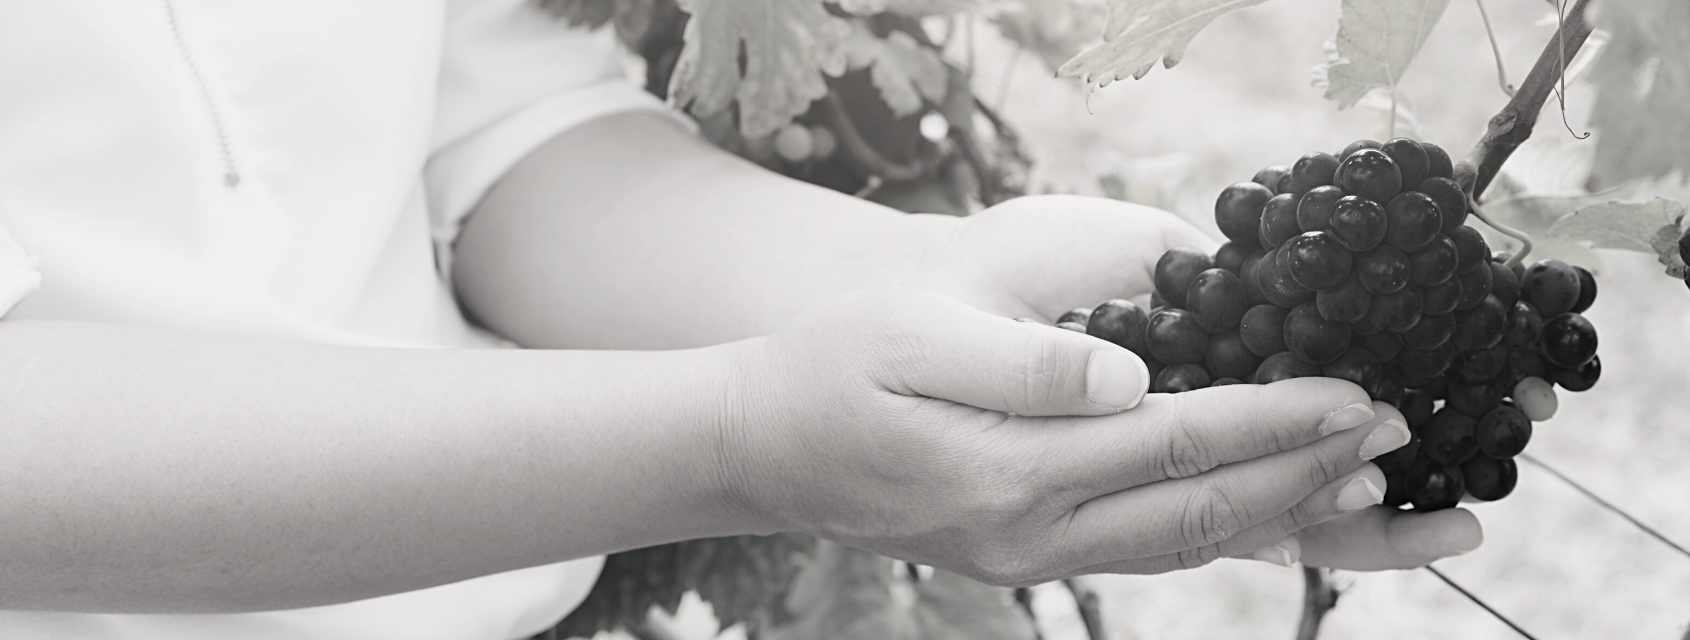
xmin=1048 ymin=138 xmax=1603 ymax=512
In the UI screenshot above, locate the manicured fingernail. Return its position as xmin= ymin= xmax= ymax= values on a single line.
xmin=1319 ymin=403 xmax=1375 ymax=435
xmin=1249 ymin=539 xmax=1299 ymax=568
xmin=1358 ymin=419 xmax=1411 ymax=460
xmin=1087 ymin=349 xmax=1148 ymax=410
xmin=1335 ymin=476 xmax=1384 ymax=512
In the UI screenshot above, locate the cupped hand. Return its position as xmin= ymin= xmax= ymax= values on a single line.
xmin=716 ymin=288 xmax=1476 ymax=586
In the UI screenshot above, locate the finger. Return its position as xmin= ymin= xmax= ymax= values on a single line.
xmin=1051 ymin=401 xmax=1410 ymax=571
xmin=871 ymin=292 xmax=1151 ymax=416
xmin=1025 ymin=380 xmax=1387 ymax=494
xmin=1296 ymin=506 xmax=1484 ymax=570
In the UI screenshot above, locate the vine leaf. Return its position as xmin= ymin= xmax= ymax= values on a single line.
xmin=761 ymin=542 xmax=1036 ymax=640
xmin=992 ymin=0 xmax=1107 ymax=73
xmin=668 ymin=0 xmax=851 ymax=138
xmin=1478 ymin=191 xmax=1609 ymax=273
xmin=846 ymin=23 xmax=949 ymax=117
xmin=1548 ymin=197 xmax=1690 ymax=277
xmin=1057 ymin=0 xmax=1269 ymax=88
xmin=1317 ymin=0 xmax=1451 ymax=109
xmin=536 ymin=0 xmax=656 ymax=48
xmin=1586 ymin=0 xmax=1690 ymax=188
xmin=836 ymin=0 xmax=991 ymax=17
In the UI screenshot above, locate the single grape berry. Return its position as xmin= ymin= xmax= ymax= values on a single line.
xmin=1258 ymin=193 xmax=1303 ymax=249
xmin=1146 ymin=308 xmax=1211 ymax=365
xmin=1383 ymin=192 xmax=1443 ymax=252
xmin=1504 ymin=301 xmax=1543 ymax=347
xmin=1422 ymin=142 xmax=1455 ymax=180
xmin=1422 ymin=408 xmax=1479 ymax=464
xmin=1056 ymin=321 xmax=1087 ymax=332
xmin=1154 ymin=364 xmax=1213 ymax=393
xmin=1454 ymin=263 xmax=1493 ymax=311
xmin=1253 ymin=165 xmax=1292 ymax=192
xmin=1358 ymin=331 xmax=1403 ymax=363
xmin=1409 ymin=234 xmax=1458 ymax=285
xmin=1368 ymin=286 xmax=1423 ymax=334
xmin=1154 ymin=247 xmax=1215 ymax=309
xmin=1240 ymin=304 xmax=1291 ymax=357
xmin=774 ymin=125 xmax=815 ymax=162
xmin=1186 ymin=269 xmax=1250 ymax=333
xmin=1206 ymin=331 xmax=1264 ymax=381
xmin=1276 ymin=173 xmax=1295 ymax=195
xmin=1408 ymin=463 xmax=1466 ymax=511
xmin=1330 ymin=196 xmax=1389 ymax=252
xmin=1335 ymin=148 xmax=1404 ymax=202
xmin=1462 ymin=456 xmax=1518 ymax=501
xmin=1552 ymin=354 xmax=1601 ymax=392
xmin=1086 ymin=299 xmax=1152 ymax=357
xmin=1401 ymin=390 xmax=1436 ymax=427
xmin=1489 ymin=261 xmax=1521 ymax=307
xmin=1381 ymin=138 xmax=1430 ymax=188
xmin=1287 ymin=231 xmax=1354 ymax=290
xmin=1215 ymin=242 xmax=1251 ymax=274
xmin=1541 ymin=312 xmax=1597 ymax=368
xmin=1289 ymin=152 xmax=1341 ymax=194
xmin=1520 ymin=259 xmax=1582 ymax=317
xmin=1356 ymin=245 xmax=1412 ymax=295
xmin=1340 ymin=139 xmax=1383 ymax=161
xmin=1297 ymin=186 xmax=1345 ymax=233
xmin=1446 ymin=379 xmax=1503 ymax=418
xmin=1476 ymin=405 xmax=1531 ymax=459
xmin=1448 ymin=225 xmax=1490 ymax=274
xmin=1316 ymin=273 xmax=1373 ymax=324
xmin=1057 ymin=307 xmax=1093 ymax=325
xmin=1418 ymin=177 xmax=1468 ymax=233
xmin=1397 ymin=342 xmax=1456 ymax=380
xmin=1253 ymin=351 xmax=1321 ymax=383
xmin=1321 ymin=347 xmax=1384 ymax=392
xmin=1457 ymin=343 xmax=1510 ymax=383
xmin=1451 ymin=295 xmax=1508 ymax=352
xmin=1284 ymin=302 xmax=1352 ymax=365
xmin=1570 ymin=266 xmax=1597 ymax=313
xmin=1216 ymin=182 xmax=1274 ymax=248
xmin=1399 ymin=312 xmax=1454 ymax=350
xmin=1422 ymin=279 xmax=1461 ymax=316
xmin=1513 ymin=376 xmax=1558 ymax=420
xmin=1260 ymin=250 xmax=1317 ymax=309
xmin=1374 ymin=434 xmax=1422 ymax=474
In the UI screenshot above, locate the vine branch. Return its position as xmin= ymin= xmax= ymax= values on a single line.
xmin=1466 ymin=0 xmax=1594 ymax=198
xmin=1294 ymin=567 xmax=1340 ymax=640
xmin=1062 ymin=578 xmax=1107 ymax=640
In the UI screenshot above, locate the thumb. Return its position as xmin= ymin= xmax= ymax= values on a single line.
xmin=872 ymin=292 xmax=1150 ymax=416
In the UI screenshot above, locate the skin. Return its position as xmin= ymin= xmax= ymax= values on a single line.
xmin=0 ymin=114 xmax=1480 ymax=614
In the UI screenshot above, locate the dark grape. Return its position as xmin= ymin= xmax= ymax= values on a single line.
xmin=1284 ymin=302 xmax=1352 ymax=365
xmin=1446 ymin=379 xmax=1502 ymax=417
xmin=1454 ymin=262 xmax=1493 ymax=311
xmin=1458 ymin=343 xmax=1510 ymax=383
xmin=1552 ymin=354 xmax=1601 ymax=391
xmin=1372 ymin=376 xmax=1406 ymax=407
xmin=1509 ymin=347 xmax=1550 ymax=382
xmin=1374 ymin=434 xmax=1422 ymax=474
xmin=1240 ymin=304 xmax=1291 ymax=358
xmin=1383 ymin=470 xmax=1412 ymax=507
xmin=1451 ymin=295 xmax=1508 ymax=352
xmin=1351 ymin=314 xmax=1384 ymax=336
xmin=1289 ymin=152 xmax=1341 ymax=194
xmin=1381 ymin=138 xmax=1430 ymax=189
xmin=1476 ymin=405 xmax=1531 ymax=459
xmin=1504 ymin=301 xmax=1542 ymax=347
xmin=1215 ymin=182 xmax=1273 ymax=248
xmin=1087 ymin=299 xmax=1152 ymax=357
xmin=1401 ymin=390 xmax=1436 ymax=427
xmin=1276 ymin=172 xmax=1295 ymax=195
xmin=1418 ymin=177 xmax=1468 ymax=233
xmin=1422 ymin=279 xmax=1461 ymax=315
xmin=1154 ymin=247 xmax=1214 ymax=309
xmin=1399 ymin=312 xmax=1453 ymax=350
xmin=1398 ymin=343 xmax=1456 ymax=380
xmin=1297 ymin=185 xmax=1345 ymax=233
xmin=1056 ymin=321 xmax=1087 ymax=332
xmin=1253 ymin=165 xmax=1292 ymax=192
xmin=1146 ymin=308 xmax=1211 ymax=365
xmin=1215 ymin=241 xmax=1251 ymax=274
xmin=1448 ymin=225 xmax=1490 ymax=274
xmin=1383 ymin=192 xmax=1443 ymax=252
xmin=1258 ymin=193 xmax=1303 ymax=249
xmin=1340 ymin=139 xmax=1382 ymax=161
xmin=1287 ymin=231 xmax=1354 ymax=290
xmin=1331 ymin=196 xmax=1389 ymax=252
xmin=1260 ymin=249 xmax=1318 ymax=308
xmin=1321 ymin=346 xmax=1384 ymax=392
xmin=1151 ymin=290 xmax=1166 ymax=310
xmin=1242 ymin=251 xmax=1271 ymax=306
xmin=1316 ymin=273 xmax=1373 ymax=323
xmin=1422 ymin=142 xmax=1455 ymax=179
xmin=1212 ymin=377 xmax=1246 ymax=386
xmin=1357 ymin=245 xmax=1412 ymax=295
xmin=1154 ymin=364 xmax=1213 ymax=393
xmin=1368 ymin=286 xmax=1423 ymax=334
xmin=1057 ymin=307 xmax=1093 ymax=325
xmin=1144 ymin=357 xmax=1166 ymax=386
xmin=1570 ymin=266 xmax=1597 ymax=313
xmin=1489 ymin=261 xmax=1520 ymax=307
xmin=1206 ymin=331 xmax=1264 ymax=381
xmin=1335 ymin=149 xmax=1403 ymax=202
xmin=1253 ymin=351 xmax=1321 ymax=383
xmin=1358 ymin=331 xmax=1403 ymax=362
xmin=1462 ymin=456 xmax=1517 ymax=501
xmin=1408 ymin=463 xmax=1466 ymax=511
xmin=1422 ymin=408 xmax=1479 ymax=464
xmin=1187 ymin=268 xmax=1250 ymax=333
xmin=1409 ymin=234 xmax=1458 ymax=285
xmin=1520 ymin=259 xmax=1581 ymax=317
xmin=1541 ymin=312 xmax=1597 ymax=368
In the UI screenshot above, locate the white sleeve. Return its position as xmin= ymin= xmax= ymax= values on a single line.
xmin=0 ymin=221 xmax=40 ymax=317
xmin=425 ymin=0 xmax=695 ymax=251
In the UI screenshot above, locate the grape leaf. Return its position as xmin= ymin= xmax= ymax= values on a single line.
xmin=536 ymin=0 xmax=657 ymax=49
xmin=846 ymin=23 xmax=949 ymax=117
xmin=836 ymin=0 xmax=993 ymax=17
xmin=992 ymin=0 xmax=1107 ymax=73
xmin=1586 ymin=0 xmax=1690 ymax=187
xmin=668 ymin=0 xmax=851 ymax=138
xmin=760 ymin=542 xmax=1036 ymax=640
xmin=1318 ymin=0 xmax=1450 ymax=109
xmin=1479 ymin=192 xmax=1610 ymax=273
xmin=1548 ymin=197 xmax=1689 ymax=278
xmin=1056 ymin=0 xmax=1270 ymax=88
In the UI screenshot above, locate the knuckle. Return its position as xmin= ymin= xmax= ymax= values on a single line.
xmin=1302 ymin=443 xmax=1355 ymax=490
xmin=1162 ymin=396 xmax=1221 ymax=479
xmin=1011 ymin=331 xmax=1061 ymax=414
xmin=1180 ymin=482 xmax=1248 ymax=549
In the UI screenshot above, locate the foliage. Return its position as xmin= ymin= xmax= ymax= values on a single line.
xmin=1586 ymin=0 xmax=1690 ymax=188
xmin=667 ymin=0 xmax=852 ymax=138
xmin=1057 ymin=0 xmax=1269 ymax=87
xmin=1317 ymin=0 xmax=1451 ymax=108
xmin=1549 ymin=197 xmax=1690 ymax=277
xmin=845 ymin=22 xmax=949 ymax=118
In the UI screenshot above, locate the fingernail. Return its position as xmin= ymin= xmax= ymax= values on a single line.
xmin=1087 ymin=349 xmax=1148 ymax=410
xmin=1334 ymin=476 xmax=1384 ymax=512
xmin=1249 ymin=540 xmax=1299 ymax=568
xmin=1358 ymin=419 xmax=1411 ymax=460
xmin=1319 ymin=403 xmax=1375 ymax=435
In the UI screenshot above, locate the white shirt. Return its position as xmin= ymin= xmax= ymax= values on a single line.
xmin=0 ymin=0 xmax=680 ymax=637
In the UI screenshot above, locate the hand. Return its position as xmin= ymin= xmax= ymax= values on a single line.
xmin=715 ymin=288 xmax=1469 ymax=585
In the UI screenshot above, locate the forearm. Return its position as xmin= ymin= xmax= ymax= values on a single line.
xmin=453 ymin=112 xmax=961 ymax=349
xmin=0 ymin=320 xmax=753 ymax=613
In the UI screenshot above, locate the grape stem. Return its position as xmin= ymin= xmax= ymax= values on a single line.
xmin=1294 ymin=567 xmax=1340 ymax=640
xmin=1467 ymin=194 xmax=1534 ymax=268
xmin=1473 ymin=0 xmax=1515 ymax=97
xmin=1062 ymin=578 xmax=1108 ymax=640
xmin=1465 ymin=0 xmax=1594 ymax=198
